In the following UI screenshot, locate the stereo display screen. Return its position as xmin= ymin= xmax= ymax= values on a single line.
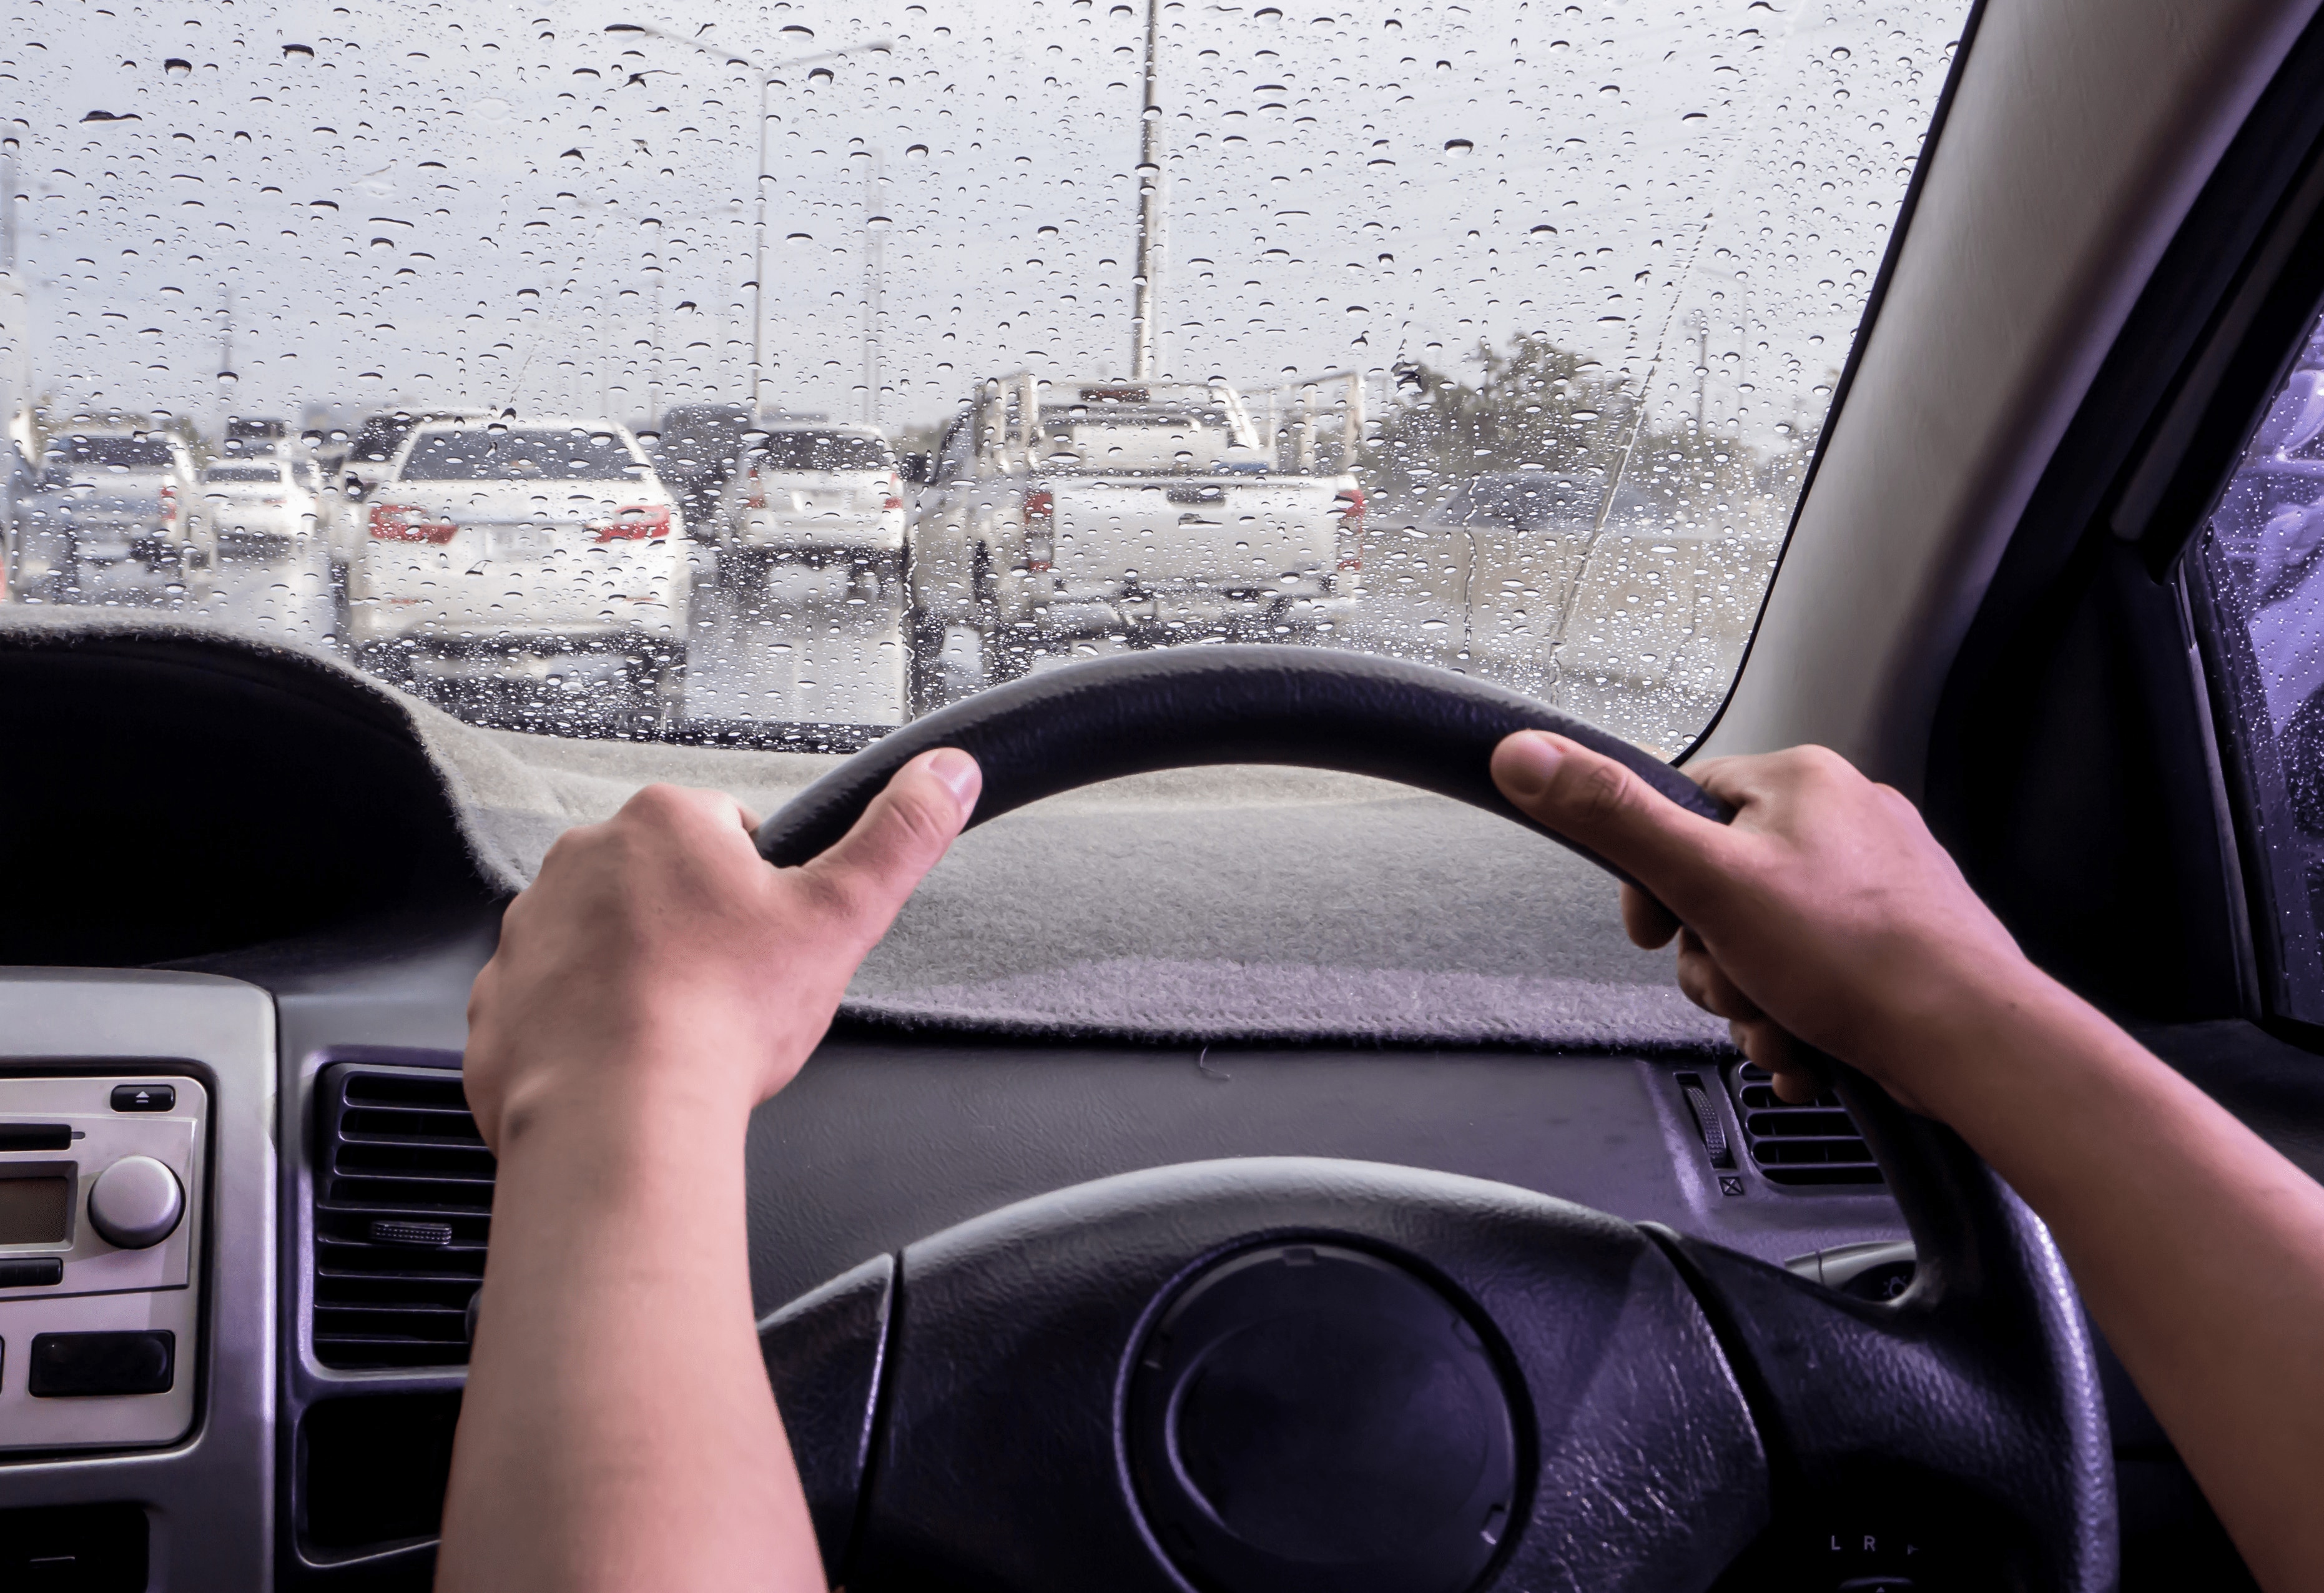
xmin=0 ymin=1174 xmax=73 ymax=1246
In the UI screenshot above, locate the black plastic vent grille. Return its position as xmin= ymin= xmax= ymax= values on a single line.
xmin=1725 ymin=1062 xmax=1883 ymax=1186
xmin=312 ymin=1065 xmax=493 ymax=1369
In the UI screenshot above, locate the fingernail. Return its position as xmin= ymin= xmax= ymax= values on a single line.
xmin=926 ymin=747 xmax=982 ymax=816
xmin=1496 ymin=731 xmax=1563 ymax=800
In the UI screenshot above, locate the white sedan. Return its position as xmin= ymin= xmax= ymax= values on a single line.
xmin=194 ymin=458 xmax=319 ymax=561
xmin=715 ymin=424 xmax=905 ymax=582
xmin=345 ymin=418 xmax=690 ymax=732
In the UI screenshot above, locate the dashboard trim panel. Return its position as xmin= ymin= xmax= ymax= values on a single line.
xmin=0 ymin=969 xmax=277 ymax=1593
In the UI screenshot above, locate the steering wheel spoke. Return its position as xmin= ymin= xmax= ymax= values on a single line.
xmin=1655 ymin=1070 xmax=2115 ymax=1591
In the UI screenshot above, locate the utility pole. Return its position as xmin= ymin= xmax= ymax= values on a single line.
xmin=1129 ymin=0 xmax=1165 ymax=380
xmin=1691 ymin=310 xmax=1707 ymax=439
xmin=648 ymin=266 xmax=664 ymax=422
xmin=862 ymin=145 xmax=885 ymax=427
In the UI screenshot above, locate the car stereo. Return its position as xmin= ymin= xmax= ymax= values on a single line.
xmin=0 ymin=1075 xmax=205 ymax=1452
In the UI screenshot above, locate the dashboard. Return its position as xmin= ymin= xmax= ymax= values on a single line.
xmin=0 ymin=947 xmax=1923 ymax=1591
xmin=0 ymin=626 xmax=2297 ymax=1591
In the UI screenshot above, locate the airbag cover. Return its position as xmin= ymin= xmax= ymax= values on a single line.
xmin=1128 ymin=1241 xmax=1519 ymax=1593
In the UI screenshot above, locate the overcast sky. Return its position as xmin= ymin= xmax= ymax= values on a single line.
xmin=0 ymin=0 xmax=1962 ymax=442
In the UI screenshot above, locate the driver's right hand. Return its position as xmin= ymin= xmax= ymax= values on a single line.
xmin=1490 ymin=732 xmax=2046 ymax=1111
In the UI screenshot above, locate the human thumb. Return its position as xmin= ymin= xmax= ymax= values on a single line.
xmin=1489 ymin=731 xmax=1730 ymax=910
xmin=796 ymin=747 xmax=982 ymax=929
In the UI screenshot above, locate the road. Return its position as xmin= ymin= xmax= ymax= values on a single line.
xmin=17 ymin=503 xmax=1770 ymax=757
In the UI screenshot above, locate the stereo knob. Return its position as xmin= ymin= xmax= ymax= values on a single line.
xmin=88 ymin=1157 xmax=184 ymax=1250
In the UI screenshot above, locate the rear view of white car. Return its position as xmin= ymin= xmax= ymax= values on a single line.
xmin=345 ymin=419 xmax=689 ymax=734
xmin=715 ymin=425 xmax=904 ymax=591
xmin=195 ymin=458 xmax=318 ymax=562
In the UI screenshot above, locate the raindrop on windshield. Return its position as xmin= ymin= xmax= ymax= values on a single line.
xmin=1443 ymin=138 xmax=1474 ymax=157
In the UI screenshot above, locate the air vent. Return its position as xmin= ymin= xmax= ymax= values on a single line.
xmin=312 ymin=1065 xmax=493 ymax=1369
xmin=1725 ymin=1062 xmax=1883 ymax=1186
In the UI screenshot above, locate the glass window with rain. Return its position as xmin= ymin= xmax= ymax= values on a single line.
xmin=0 ymin=0 xmax=1966 ymax=752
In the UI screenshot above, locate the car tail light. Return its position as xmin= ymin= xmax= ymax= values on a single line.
xmin=370 ymin=503 xmax=457 ymax=543
xmin=592 ymin=504 xmax=672 ymax=542
xmin=744 ymin=468 xmax=766 ymax=510
xmin=1334 ymin=486 xmax=1366 ymax=570
xmin=1023 ymin=488 xmax=1055 ymax=571
xmin=159 ymin=482 xmax=178 ymax=526
xmin=883 ymin=471 xmax=904 ymax=513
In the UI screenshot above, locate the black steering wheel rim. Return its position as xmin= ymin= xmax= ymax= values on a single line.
xmin=752 ymin=644 xmax=2114 ymax=1593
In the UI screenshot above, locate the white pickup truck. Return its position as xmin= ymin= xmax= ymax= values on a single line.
xmin=904 ymin=375 xmax=1362 ymax=707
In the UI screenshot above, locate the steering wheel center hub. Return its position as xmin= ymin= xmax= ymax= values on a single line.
xmin=1128 ymin=1242 xmax=1520 ymax=1593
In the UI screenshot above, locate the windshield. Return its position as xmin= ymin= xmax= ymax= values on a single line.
xmin=1 ymin=1 xmax=1966 ymax=752
xmin=398 ymin=429 xmax=645 ymax=483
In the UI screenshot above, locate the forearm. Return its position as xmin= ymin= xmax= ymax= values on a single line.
xmin=1904 ymin=980 xmax=2324 ymax=1592
xmin=435 ymin=1087 xmax=824 ymax=1593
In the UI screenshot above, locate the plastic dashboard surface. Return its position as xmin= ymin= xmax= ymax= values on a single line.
xmin=4 ymin=957 xmax=1918 ymax=1592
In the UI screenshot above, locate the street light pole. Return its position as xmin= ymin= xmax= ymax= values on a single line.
xmin=1130 ymin=0 xmax=1165 ymax=380
xmin=862 ymin=144 xmax=885 ymax=427
xmin=620 ymin=27 xmax=890 ymax=413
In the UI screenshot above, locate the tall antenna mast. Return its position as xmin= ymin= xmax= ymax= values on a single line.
xmin=1130 ymin=0 xmax=1164 ymax=379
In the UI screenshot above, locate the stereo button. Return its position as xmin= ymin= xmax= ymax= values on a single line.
xmin=110 ymin=1084 xmax=175 ymax=1113
xmin=87 ymin=1158 xmax=183 ymax=1250
xmin=27 ymin=1331 xmax=174 ymax=1397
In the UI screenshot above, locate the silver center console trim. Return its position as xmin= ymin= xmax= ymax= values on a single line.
xmin=0 ymin=968 xmax=277 ymax=1592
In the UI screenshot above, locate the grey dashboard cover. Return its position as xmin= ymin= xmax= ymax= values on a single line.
xmin=0 ymin=615 xmax=1720 ymax=1048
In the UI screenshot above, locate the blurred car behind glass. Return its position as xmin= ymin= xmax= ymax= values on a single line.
xmin=716 ymin=425 xmax=904 ymax=588
xmin=196 ymin=459 xmax=317 ymax=562
xmin=345 ymin=420 xmax=689 ymax=736
xmin=14 ymin=430 xmax=200 ymax=604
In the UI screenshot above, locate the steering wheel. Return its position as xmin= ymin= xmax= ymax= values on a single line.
xmin=751 ymin=646 xmax=2114 ymax=1593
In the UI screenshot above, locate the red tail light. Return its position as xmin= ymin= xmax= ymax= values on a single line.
xmin=369 ymin=503 xmax=457 ymax=543
xmin=159 ymin=482 xmax=178 ymax=526
xmin=1334 ymin=486 xmax=1366 ymax=570
xmin=1023 ymin=488 xmax=1055 ymax=571
xmin=592 ymin=504 xmax=672 ymax=542
xmin=883 ymin=471 xmax=904 ymax=512
xmin=744 ymin=469 xmax=766 ymax=510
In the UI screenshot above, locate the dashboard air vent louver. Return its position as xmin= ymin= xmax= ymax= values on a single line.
xmin=312 ymin=1065 xmax=493 ymax=1369
xmin=1725 ymin=1062 xmax=1883 ymax=1186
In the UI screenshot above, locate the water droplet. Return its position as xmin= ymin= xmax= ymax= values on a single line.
xmin=164 ymin=59 xmax=192 ymax=78
xmin=905 ymin=143 xmax=929 ymax=160
xmin=1529 ymin=224 xmax=1555 ymax=237
xmin=283 ymin=44 xmax=315 ymax=61
xmin=1443 ymin=138 xmax=1473 ymax=157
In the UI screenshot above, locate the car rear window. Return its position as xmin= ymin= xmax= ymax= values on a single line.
xmin=400 ymin=430 xmax=644 ymax=482
xmin=747 ymin=433 xmax=894 ymax=473
xmin=204 ymin=465 xmax=282 ymax=484
xmin=54 ymin=437 xmax=174 ymax=471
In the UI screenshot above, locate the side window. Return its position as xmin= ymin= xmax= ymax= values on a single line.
xmin=2187 ymin=320 xmax=2324 ymax=1021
